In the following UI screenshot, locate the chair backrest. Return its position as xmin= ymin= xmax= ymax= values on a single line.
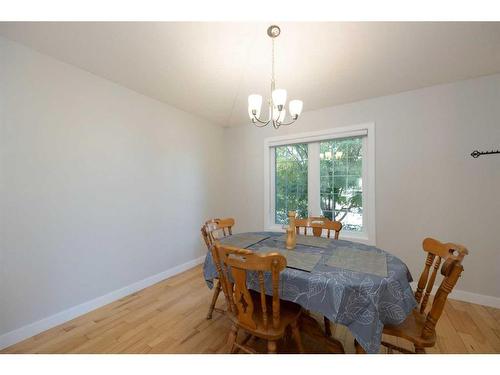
xmin=415 ymin=237 xmax=468 ymax=314
xmin=200 ymin=217 xmax=235 ymax=249
xmin=421 ymin=257 xmax=465 ymax=340
xmin=207 ymin=218 xmax=235 ymax=243
xmin=216 ymin=218 xmax=235 ymax=236
xmin=201 ymin=218 xmax=236 ymax=307
xmin=200 ymin=219 xmax=218 ymax=249
xmin=295 ymin=216 xmax=342 ymax=239
xmin=215 ymin=243 xmax=286 ymax=330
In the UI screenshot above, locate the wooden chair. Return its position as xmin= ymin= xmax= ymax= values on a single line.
xmin=215 ymin=243 xmax=304 ymax=354
xmin=200 ymin=219 xmax=218 ymax=248
xmin=201 ymin=217 xmax=235 ymax=319
xmin=207 ymin=218 xmax=235 ymax=242
xmin=373 ymin=237 xmax=469 ymax=354
xmin=295 ymin=216 xmax=343 ymax=239
xmin=294 ymin=216 xmax=342 ymax=336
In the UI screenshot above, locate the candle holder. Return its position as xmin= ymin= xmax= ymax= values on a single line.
xmin=285 ymin=211 xmax=297 ymax=250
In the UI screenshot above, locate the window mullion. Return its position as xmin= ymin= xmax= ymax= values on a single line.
xmin=270 ymin=148 xmax=276 ymax=225
xmin=307 ymin=142 xmax=321 ymax=217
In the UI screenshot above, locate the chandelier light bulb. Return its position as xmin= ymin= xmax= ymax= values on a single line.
xmin=248 ymin=94 xmax=262 ymax=119
xmin=272 ymin=89 xmax=287 ymax=107
xmin=289 ymin=100 xmax=303 ymax=117
xmin=272 ymin=106 xmax=286 ymax=123
xmin=272 ymin=89 xmax=286 ymax=105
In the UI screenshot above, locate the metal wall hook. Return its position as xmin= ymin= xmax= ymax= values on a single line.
xmin=471 ymin=149 xmax=500 ymax=158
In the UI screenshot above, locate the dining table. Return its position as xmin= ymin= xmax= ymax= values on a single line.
xmin=203 ymin=231 xmax=417 ymax=354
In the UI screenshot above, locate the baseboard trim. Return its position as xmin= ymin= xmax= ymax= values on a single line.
xmin=410 ymin=282 xmax=500 ymax=309
xmin=0 ymin=255 xmax=205 ymax=351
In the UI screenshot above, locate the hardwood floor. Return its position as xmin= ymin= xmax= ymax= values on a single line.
xmin=2 ymin=265 xmax=499 ymax=354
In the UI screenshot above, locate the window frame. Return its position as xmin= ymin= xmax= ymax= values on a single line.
xmin=263 ymin=122 xmax=376 ymax=245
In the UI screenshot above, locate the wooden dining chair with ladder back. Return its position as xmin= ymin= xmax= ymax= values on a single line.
xmin=360 ymin=237 xmax=469 ymax=354
xmin=295 ymin=216 xmax=342 ymax=239
xmin=200 ymin=217 xmax=235 ymax=319
xmin=214 ymin=243 xmax=304 ymax=354
xmin=294 ymin=216 xmax=342 ymax=337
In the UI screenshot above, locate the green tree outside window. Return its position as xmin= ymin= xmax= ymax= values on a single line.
xmin=320 ymin=137 xmax=363 ymax=231
xmin=274 ymin=144 xmax=308 ymax=224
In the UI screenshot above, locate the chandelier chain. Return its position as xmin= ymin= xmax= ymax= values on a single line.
xmin=271 ymin=37 xmax=276 ymax=93
xmin=271 ymin=37 xmax=276 ymax=122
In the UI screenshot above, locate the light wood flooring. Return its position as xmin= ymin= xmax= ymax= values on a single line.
xmin=2 ymin=265 xmax=500 ymax=354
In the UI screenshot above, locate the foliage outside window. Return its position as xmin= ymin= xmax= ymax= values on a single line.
xmin=273 ymin=137 xmax=364 ymax=231
xmin=274 ymin=144 xmax=308 ymax=224
xmin=320 ymin=137 xmax=363 ymax=231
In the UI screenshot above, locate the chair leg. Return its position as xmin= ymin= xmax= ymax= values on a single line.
xmin=207 ymin=279 xmax=222 ymax=320
xmin=324 ymin=316 xmax=332 ymax=337
xmin=267 ymin=340 xmax=277 ymax=354
xmin=227 ymin=324 xmax=238 ymax=354
xmin=290 ymin=320 xmax=304 ymax=353
xmin=414 ymin=345 xmax=426 ymax=354
xmin=354 ymin=339 xmax=366 ymax=354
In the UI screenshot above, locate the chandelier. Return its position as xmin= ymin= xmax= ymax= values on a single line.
xmin=248 ymin=25 xmax=303 ymax=129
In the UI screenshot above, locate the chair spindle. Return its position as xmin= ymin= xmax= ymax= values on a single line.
xmin=415 ymin=253 xmax=435 ymax=303
xmin=271 ymin=260 xmax=280 ymax=330
xmin=422 ymin=259 xmax=463 ymax=339
xmin=258 ymin=271 xmax=268 ymax=329
xmin=420 ymin=256 xmax=441 ymax=313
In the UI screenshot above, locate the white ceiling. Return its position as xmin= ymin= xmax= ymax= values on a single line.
xmin=1 ymin=22 xmax=500 ymax=127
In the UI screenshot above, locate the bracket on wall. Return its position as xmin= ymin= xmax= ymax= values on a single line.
xmin=470 ymin=149 xmax=500 ymax=158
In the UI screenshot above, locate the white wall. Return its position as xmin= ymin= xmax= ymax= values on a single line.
xmin=0 ymin=37 xmax=225 ymax=336
xmin=223 ymin=74 xmax=500 ymax=299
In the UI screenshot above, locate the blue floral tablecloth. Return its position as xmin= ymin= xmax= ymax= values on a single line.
xmin=203 ymin=231 xmax=417 ymax=353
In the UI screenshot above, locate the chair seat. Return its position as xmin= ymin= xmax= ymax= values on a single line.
xmin=382 ymin=309 xmax=436 ymax=348
xmin=228 ymin=290 xmax=302 ymax=340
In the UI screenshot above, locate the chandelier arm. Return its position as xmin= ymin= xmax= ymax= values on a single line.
xmin=276 ymin=116 xmax=299 ymax=127
xmin=252 ymin=112 xmax=272 ymax=126
xmin=254 ymin=120 xmax=271 ymax=128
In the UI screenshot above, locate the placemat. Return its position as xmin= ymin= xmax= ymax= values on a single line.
xmin=259 ymin=246 xmax=322 ymax=272
xmin=276 ymin=234 xmax=331 ymax=248
xmin=326 ymin=247 xmax=388 ymax=277
xmin=219 ymin=233 xmax=270 ymax=249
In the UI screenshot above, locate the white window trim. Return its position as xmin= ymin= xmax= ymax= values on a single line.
xmin=263 ymin=122 xmax=376 ymax=246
